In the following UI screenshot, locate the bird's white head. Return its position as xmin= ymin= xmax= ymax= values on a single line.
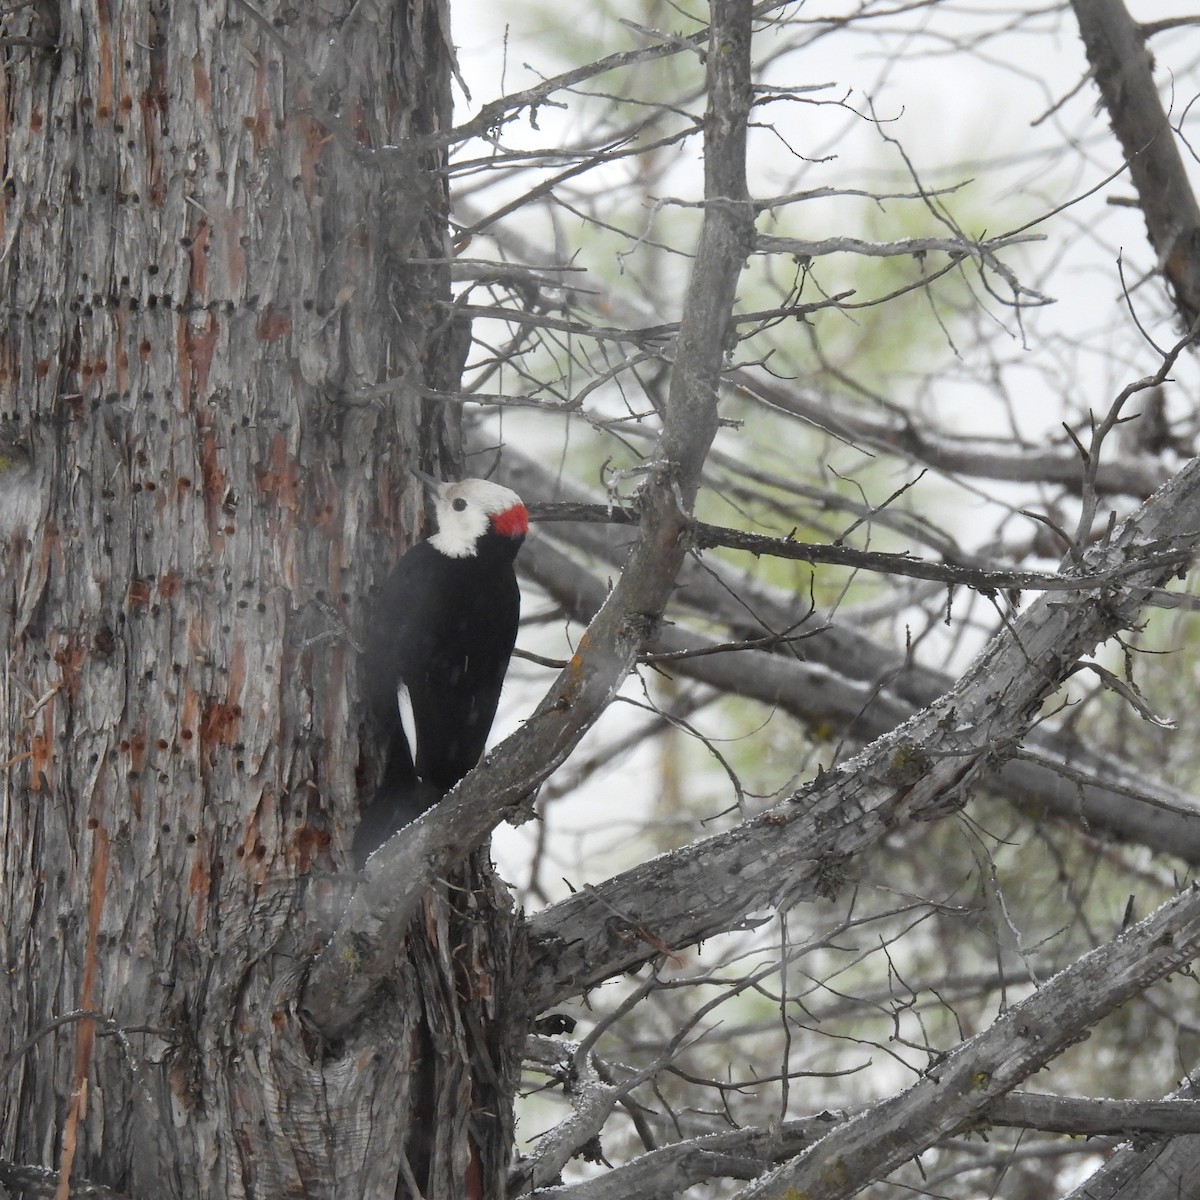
xmin=428 ymin=478 xmax=529 ymax=559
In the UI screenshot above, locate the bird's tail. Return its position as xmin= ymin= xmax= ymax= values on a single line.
xmin=351 ymin=726 xmax=443 ymax=867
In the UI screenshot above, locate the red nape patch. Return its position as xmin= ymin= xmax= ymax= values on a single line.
xmin=491 ymin=503 xmax=529 ymax=538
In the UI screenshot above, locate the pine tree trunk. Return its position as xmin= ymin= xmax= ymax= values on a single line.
xmin=0 ymin=3 xmax=524 ymax=1196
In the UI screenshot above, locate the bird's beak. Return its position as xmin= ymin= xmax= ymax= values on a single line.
xmin=409 ymin=466 xmax=441 ymax=496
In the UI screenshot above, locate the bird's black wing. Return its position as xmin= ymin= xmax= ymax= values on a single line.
xmin=406 ymin=561 xmax=520 ymax=790
xmin=354 ymin=543 xmax=449 ymax=862
xmin=354 ymin=543 xmax=521 ymax=862
xmin=361 ymin=541 xmax=446 ymax=731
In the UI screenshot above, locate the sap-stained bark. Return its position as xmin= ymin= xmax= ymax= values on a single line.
xmin=0 ymin=2 xmax=512 ymax=1198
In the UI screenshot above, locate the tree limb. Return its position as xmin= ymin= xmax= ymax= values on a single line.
xmin=1064 ymin=1073 xmax=1200 ymax=1200
xmin=756 ymin=231 xmax=1043 ymax=262
xmin=525 ymin=454 xmax=1200 ymax=1011
xmin=518 ymin=1111 xmax=844 ymax=1200
xmin=529 ymin=501 xmax=1191 ymax=593
xmin=510 ymin=462 xmax=1200 ymax=868
xmin=736 ymin=884 xmax=1200 ymax=1199
xmin=740 ymin=375 xmax=1176 ymax=499
xmin=1072 ymin=0 xmax=1200 ymax=324
xmin=301 ymin=0 xmax=757 ymax=1040
xmin=518 ymin=1089 xmax=1200 ymax=1200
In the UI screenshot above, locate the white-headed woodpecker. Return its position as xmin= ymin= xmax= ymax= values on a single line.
xmin=352 ymin=477 xmax=527 ymax=864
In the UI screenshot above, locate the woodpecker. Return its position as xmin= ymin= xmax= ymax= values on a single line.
xmin=352 ymin=476 xmax=528 ymax=865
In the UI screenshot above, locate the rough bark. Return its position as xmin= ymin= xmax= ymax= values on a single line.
xmin=1072 ymin=0 xmax=1200 ymax=324
xmin=523 ymin=448 xmax=1200 ymax=1011
xmin=0 ymin=2 xmax=518 ymax=1197
xmin=301 ymin=0 xmax=758 ymax=1043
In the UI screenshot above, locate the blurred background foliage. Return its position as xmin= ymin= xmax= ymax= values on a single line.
xmin=446 ymin=1 xmax=1200 ymax=1193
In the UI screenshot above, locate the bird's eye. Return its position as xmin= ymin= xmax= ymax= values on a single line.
xmin=452 ymin=498 xmax=468 ymax=512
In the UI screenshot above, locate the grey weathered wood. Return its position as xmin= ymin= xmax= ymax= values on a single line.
xmin=301 ymin=0 xmax=758 ymax=1041
xmin=737 ymin=884 xmax=1200 ymax=1200
xmin=523 ymin=1091 xmax=1200 ymax=1200
xmin=1064 ymin=1075 xmax=1200 ymax=1200
xmin=1072 ymin=0 xmax=1200 ymax=324
xmin=523 ymin=449 xmax=1200 ymax=1010
xmin=511 ymin=475 xmax=1200 ymax=865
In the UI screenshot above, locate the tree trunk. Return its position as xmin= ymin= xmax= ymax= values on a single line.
xmin=0 ymin=2 xmax=522 ymax=1197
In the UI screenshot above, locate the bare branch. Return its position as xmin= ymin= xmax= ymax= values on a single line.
xmin=1072 ymin=0 xmax=1200 ymax=323
xmin=740 ymin=375 xmax=1176 ymax=498
xmin=993 ymin=1091 xmax=1200 ymax=1138
xmin=756 ymin=232 xmax=1044 ymax=261
xmin=521 ymin=1088 xmax=1200 ymax=1200
xmin=525 ymin=454 xmax=1200 ymax=1011
xmin=1064 ymin=1074 xmax=1200 ymax=1200
xmin=737 ymin=884 xmax=1200 ymax=1199
xmin=529 ymin=501 xmax=1192 ymax=593
xmin=520 ymin=1111 xmax=844 ymax=1200
xmin=302 ymin=0 xmax=758 ymax=1040
xmin=509 ymin=460 xmax=1200 ymax=868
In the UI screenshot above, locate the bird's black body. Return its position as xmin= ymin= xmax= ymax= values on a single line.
xmin=367 ymin=534 xmax=521 ymax=792
xmin=353 ymin=480 xmax=525 ymax=865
